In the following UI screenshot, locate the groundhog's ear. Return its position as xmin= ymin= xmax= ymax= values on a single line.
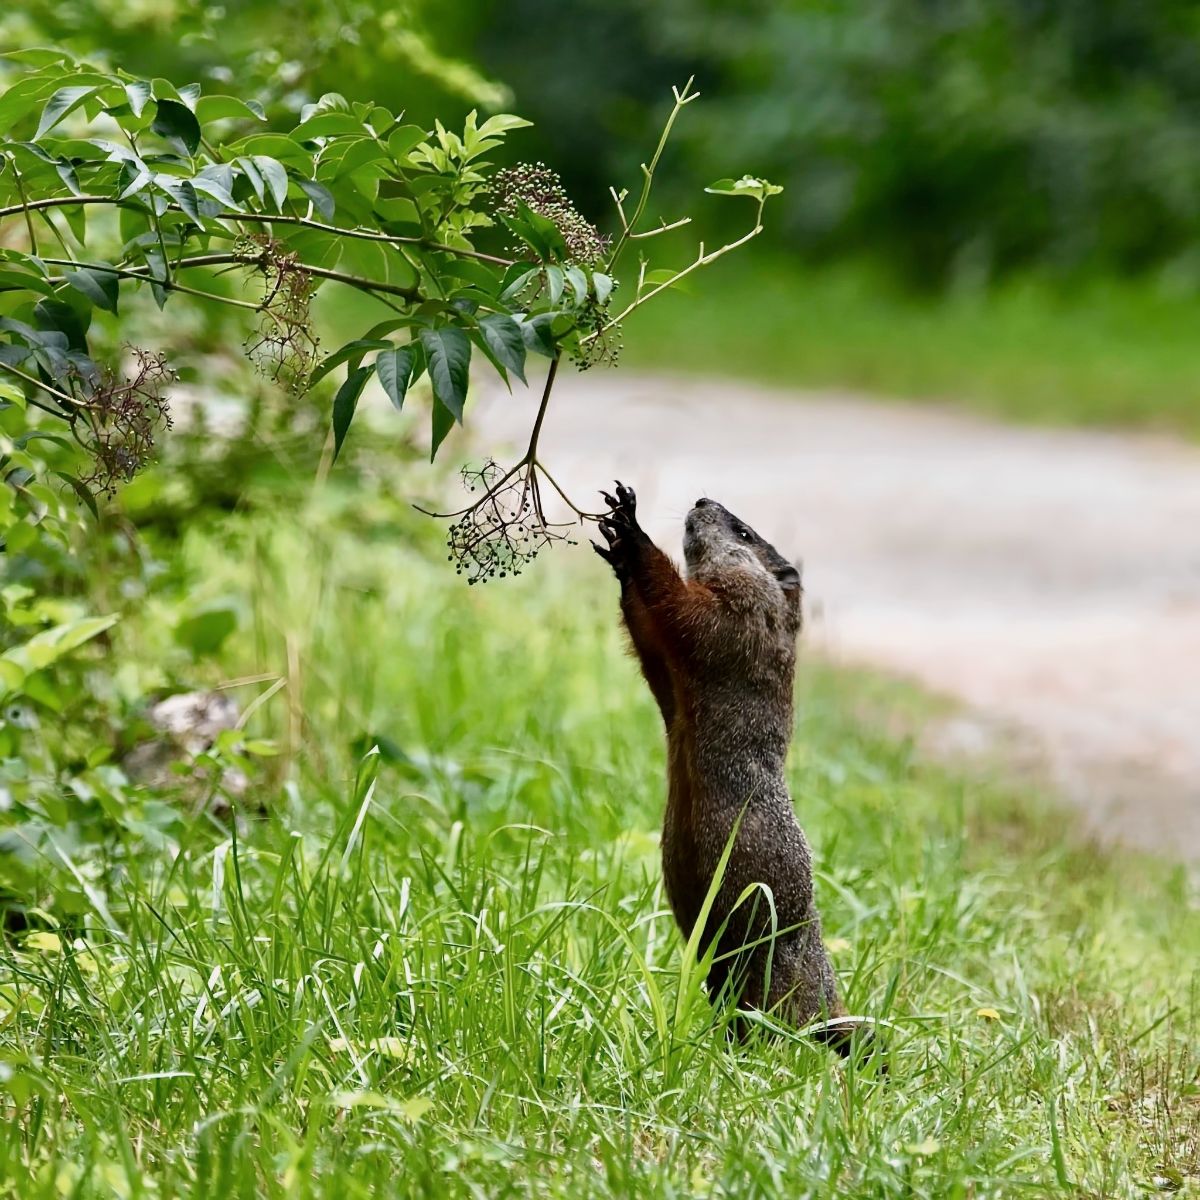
xmin=774 ymin=561 xmax=802 ymax=593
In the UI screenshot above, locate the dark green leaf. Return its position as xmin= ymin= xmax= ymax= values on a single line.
xmin=498 ymin=214 xmax=552 ymax=262
xmin=311 ymin=338 xmax=393 ymax=387
xmin=500 ymin=266 xmax=538 ymax=303
xmin=141 ymin=250 xmax=169 ymax=310
xmin=376 ymin=345 xmax=419 ymax=411
xmin=295 ymin=177 xmax=336 ymax=220
xmin=151 ymin=99 xmax=202 ymax=156
xmin=158 ymin=177 xmax=201 ymax=224
xmin=419 ymin=327 xmax=471 ymax=422
xmin=0 ymin=264 xmax=55 ymax=297
xmin=332 ymin=363 xmax=375 ymax=462
xmin=65 ymin=266 xmax=119 ymax=314
xmin=516 ymin=312 xmax=558 ymax=358
xmin=253 ymin=156 xmax=289 ymax=209
xmin=516 ymin=200 xmax=568 ymax=261
xmin=236 ymin=155 xmax=265 ymax=202
xmin=430 ymin=395 xmax=455 ymax=461
xmin=56 ymin=472 xmax=99 ymax=519
xmin=476 ymin=314 xmax=526 ymax=385
xmin=32 ymin=299 xmax=90 ymax=352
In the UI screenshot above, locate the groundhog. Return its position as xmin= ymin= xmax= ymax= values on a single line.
xmin=594 ymin=483 xmax=865 ymax=1056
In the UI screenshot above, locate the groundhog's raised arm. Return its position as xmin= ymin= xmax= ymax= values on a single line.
xmin=593 ymin=483 xmax=712 ymax=727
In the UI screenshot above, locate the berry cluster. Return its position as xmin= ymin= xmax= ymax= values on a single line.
xmin=491 ymin=163 xmax=609 ymax=265
xmin=445 ymin=460 xmax=577 ymax=585
xmin=80 ymin=348 xmax=175 ymax=496
xmin=238 ymin=234 xmax=320 ymax=393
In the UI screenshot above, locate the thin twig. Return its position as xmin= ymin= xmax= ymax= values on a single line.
xmin=604 ymin=77 xmax=698 ymax=273
xmin=0 ymin=360 xmax=93 ymax=410
xmin=40 ymin=257 xmax=264 ymax=310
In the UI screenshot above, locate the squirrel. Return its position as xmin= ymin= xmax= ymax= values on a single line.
xmin=594 ymin=483 xmax=869 ymax=1058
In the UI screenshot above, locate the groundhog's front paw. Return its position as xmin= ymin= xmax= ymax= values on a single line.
xmin=592 ymin=480 xmax=643 ymax=582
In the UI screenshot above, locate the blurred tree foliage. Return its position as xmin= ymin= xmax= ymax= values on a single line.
xmin=470 ymin=0 xmax=1200 ymax=286
xmin=13 ymin=0 xmax=1200 ymax=286
xmin=0 ymin=0 xmax=508 ymax=122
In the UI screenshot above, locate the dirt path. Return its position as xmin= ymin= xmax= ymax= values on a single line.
xmin=474 ymin=373 xmax=1200 ymax=860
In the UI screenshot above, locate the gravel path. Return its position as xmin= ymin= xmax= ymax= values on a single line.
xmin=474 ymin=372 xmax=1200 ymax=860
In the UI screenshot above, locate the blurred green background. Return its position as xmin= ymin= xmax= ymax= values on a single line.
xmin=5 ymin=0 xmax=1199 ymax=434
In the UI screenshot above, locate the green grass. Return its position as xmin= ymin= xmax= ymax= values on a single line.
xmin=623 ymin=259 xmax=1200 ymax=438
xmin=2 ymin=492 xmax=1198 ymax=1197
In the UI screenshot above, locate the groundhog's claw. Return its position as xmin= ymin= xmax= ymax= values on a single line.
xmin=613 ymin=481 xmax=637 ymax=515
xmin=595 ymin=514 xmax=633 ymax=582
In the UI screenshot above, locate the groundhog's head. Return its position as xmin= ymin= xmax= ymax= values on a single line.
xmin=683 ymin=498 xmax=801 ymax=620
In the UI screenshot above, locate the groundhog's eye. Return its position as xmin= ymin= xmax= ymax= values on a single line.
xmin=735 ymin=526 xmax=751 ymax=541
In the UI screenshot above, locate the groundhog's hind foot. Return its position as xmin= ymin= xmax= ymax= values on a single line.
xmin=808 ymin=1017 xmax=890 ymax=1072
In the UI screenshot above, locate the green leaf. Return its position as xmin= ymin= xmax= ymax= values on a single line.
xmin=292 ymin=111 xmax=364 ymax=140
xmin=386 ymin=125 xmax=426 ymax=159
xmin=430 ymin=393 xmax=455 ymax=461
xmin=64 ymin=267 xmax=119 ymax=314
xmin=151 ymin=98 xmax=202 ymax=155
xmin=311 ymin=338 xmax=393 ymax=387
xmin=190 ymin=166 xmax=239 ymax=209
xmin=0 ymin=614 xmax=118 ymax=694
xmin=2 ymin=48 xmax=73 ymax=67
xmin=0 ymin=266 xmax=55 ymax=298
xmin=174 ymin=604 xmax=238 ymax=656
xmin=474 ymin=113 xmax=534 ymax=139
xmin=34 ymin=298 xmax=90 ymax=352
xmin=419 ymin=327 xmax=471 ymax=422
xmin=157 ymin=176 xmax=201 ymax=223
xmin=56 ymin=472 xmax=99 ymax=519
xmin=376 ymin=345 xmax=419 ymax=411
xmin=295 ymin=177 xmax=336 ymax=220
xmin=0 ymin=75 xmax=58 ymax=136
xmin=516 ymin=312 xmax=557 ymax=358
xmin=704 ymin=175 xmax=784 ymax=201
xmin=332 ymin=364 xmax=375 ymax=462
xmin=592 ymin=272 xmax=614 ymax=305
xmin=253 ymin=156 xmax=290 ymax=209
xmin=476 ymin=314 xmax=526 ymax=385
xmin=517 ymin=201 xmax=568 ymax=261
xmin=36 ymin=85 xmax=101 ymax=138
xmin=124 ymin=80 xmax=152 ymax=118
xmin=564 ymin=266 xmax=589 ymax=305
xmin=195 ymin=95 xmax=266 ymax=124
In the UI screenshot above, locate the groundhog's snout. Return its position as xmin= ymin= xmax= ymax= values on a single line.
xmin=684 ymin=498 xmax=725 ymax=568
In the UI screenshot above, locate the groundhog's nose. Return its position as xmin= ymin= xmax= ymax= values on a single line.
xmin=694 ymin=497 xmax=711 ymax=508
